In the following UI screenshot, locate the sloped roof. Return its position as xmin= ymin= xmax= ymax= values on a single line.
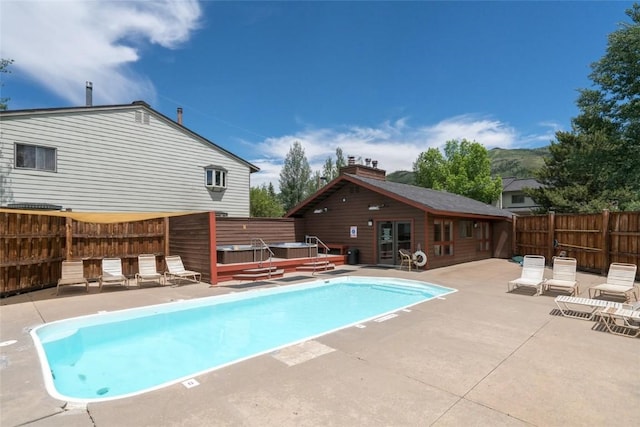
xmin=0 ymin=101 xmax=260 ymax=173
xmin=288 ymin=174 xmax=513 ymax=220
xmin=502 ymin=177 xmax=543 ymax=192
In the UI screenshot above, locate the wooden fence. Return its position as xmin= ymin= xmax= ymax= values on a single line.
xmin=0 ymin=212 xmax=304 ymax=296
xmin=1 ymin=211 xmax=167 ymax=295
xmin=513 ymin=210 xmax=640 ymax=277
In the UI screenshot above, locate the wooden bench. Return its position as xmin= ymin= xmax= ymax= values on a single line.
xmin=324 ymin=244 xmax=349 ymax=255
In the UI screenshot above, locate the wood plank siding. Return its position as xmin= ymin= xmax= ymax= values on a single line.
xmin=215 ymin=217 xmax=304 ymax=245
xmin=169 ymin=212 xmax=213 ymax=284
xmin=0 ymin=104 xmax=254 ymax=215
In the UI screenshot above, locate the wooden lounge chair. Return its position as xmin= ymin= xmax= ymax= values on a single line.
xmin=598 ymin=303 xmax=640 ymax=337
xmin=135 ymin=254 xmax=164 ymax=287
xmin=99 ymin=258 xmax=128 ymax=291
xmin=164 ymin=255 xmax=201 ymax=285
xmin=57 ymin=260 xmax=89 ymax=295
xmin=588 ymin=262 xmax=638 ymax=302
xmin=554 ymin=295 xmax=624 ymax=320
xmin=543 ymin=257 xmax=579 ymax=296
xmin=507 ymin=255 xmax=546 ymax=295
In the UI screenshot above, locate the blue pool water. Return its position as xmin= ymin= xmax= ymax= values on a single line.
xmin=31 ymin=276 xmax=456 ymax=403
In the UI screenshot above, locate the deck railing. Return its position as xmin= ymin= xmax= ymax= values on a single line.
xmin=250 ymin=237 xmax=274 ymax=272
xmin=304 ymin=235 xmax=331 ymax=272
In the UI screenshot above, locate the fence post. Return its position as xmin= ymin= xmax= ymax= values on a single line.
xmin=65 ymin=216 xmax=73 ymax=261
xmin=512 ymin=215 xmax=517 ymax=255
xmin=164 ymin=216 xmax=170 ymax=257
xmin=548 ymin=211 xmax=555 ymax=263
xmin=601 ymin=209 xmax=610 ymax=274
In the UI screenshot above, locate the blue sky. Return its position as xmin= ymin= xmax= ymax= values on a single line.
xmin=1 ymin=1 xmax=635 ymax=189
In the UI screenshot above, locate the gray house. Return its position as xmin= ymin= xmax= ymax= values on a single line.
xmin=0 ymin=101 xmax=259 ymax=215
xmin=496 ymin=177 xmax=543 ymax=215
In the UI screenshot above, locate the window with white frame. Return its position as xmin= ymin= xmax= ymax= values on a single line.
xmin=204 ymin=165 xmax=227 ymax=191
xmin=15 ymin=143 xmax=56 ymax=171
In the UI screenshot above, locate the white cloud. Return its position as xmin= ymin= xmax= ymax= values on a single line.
xmin=0 ymin=0 xmax=201 ymax=105
xmin=249 ymin=115 xmax=529 ymax=190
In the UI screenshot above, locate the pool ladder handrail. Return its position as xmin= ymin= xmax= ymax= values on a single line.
xmin=250 ymin=238 xmax=274 ymax=273
xmin=304 ymin=235 xmax=331 ymax=272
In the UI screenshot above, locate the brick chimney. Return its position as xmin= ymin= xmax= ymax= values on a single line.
xmin=85 ymin=81 xmax=93 ymax=106
xmin=339 ymin=157 xmax=386 ymax=180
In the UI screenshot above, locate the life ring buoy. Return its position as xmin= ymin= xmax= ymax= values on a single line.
xmin=413 ymin=250 xmax=427 ymax=267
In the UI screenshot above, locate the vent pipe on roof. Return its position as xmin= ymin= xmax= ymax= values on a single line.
xmin=348 ymin=156 xmax=355 ymax=165
xmin=177 ymin=107 xmax=183 ymax=125
xmin=85 ymin=81 xmax=93 ymax=106
xmin=372 ymin=160 xmax=378 ymax=168
xmin=365 ymin=158 xmax=371 ymax=166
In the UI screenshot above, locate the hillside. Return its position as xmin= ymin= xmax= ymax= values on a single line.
xmin=386 ymin=146 xmax=550 ymax=185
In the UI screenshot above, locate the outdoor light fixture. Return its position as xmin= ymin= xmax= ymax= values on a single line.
xmin=313 ymin=207 xmax=328 ymax=214
xmin=367 ymin=219 xmax=373 ymax=227
xmin=368 ymin=204 xmax=386 ymax=211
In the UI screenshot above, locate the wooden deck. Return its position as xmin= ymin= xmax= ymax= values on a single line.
xmin=215 ymin=254 xmax=346 ymax=283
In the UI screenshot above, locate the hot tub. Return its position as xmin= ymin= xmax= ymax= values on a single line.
xmin=269 ymin=242 xmax=318 ymax=259
xmin=216 ymin=245 xmax=259 ymax=264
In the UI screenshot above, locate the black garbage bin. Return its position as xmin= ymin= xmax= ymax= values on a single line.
xmin=347 ymin=248 xmax=359 ymax=265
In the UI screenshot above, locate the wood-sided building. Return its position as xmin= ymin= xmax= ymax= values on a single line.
xmin=0 ymin=100 xmax=259 ymax=216
xmin=287 ymin=161 xmax=514 ymax=269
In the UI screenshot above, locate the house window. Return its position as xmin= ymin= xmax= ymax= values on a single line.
xmin=511 ymin=194 xmax=525 ymax=204
xmin=15 ymin=143 xmax=56 ymax=172
xmin=459 ymin=220 xmax=473 ymax=238
xmin=433 ymin=219 xmax=453 ymax=257
xmin=204 ymin=166 xmax=227 ymax=191
xmin=476 ymin=222 xmax=490 ymax=252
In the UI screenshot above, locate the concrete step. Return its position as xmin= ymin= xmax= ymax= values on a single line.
xmin=296 ymin=262 xmax=335 ymax=272
xmin=232 ymin=268 xmax=284 ymax=280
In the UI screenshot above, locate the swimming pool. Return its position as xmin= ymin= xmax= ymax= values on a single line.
xmin=31 ymin=276 xmax=456 ymax=403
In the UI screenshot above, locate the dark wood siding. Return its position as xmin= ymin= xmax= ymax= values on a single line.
xmin=169 ymin=212 xmax=212 ymax=283
xmin=215 ymin=217 xmax=304 ymax=245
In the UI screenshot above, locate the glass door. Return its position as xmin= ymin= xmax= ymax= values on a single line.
xmin=377 ymin=221 xmax=412 ymax=265
xmin=378 ymin=221 xmax=394 ymax=265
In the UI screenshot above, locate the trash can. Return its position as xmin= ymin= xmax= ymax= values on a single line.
xmin=347 ymin=248 xmax=359 ymax=265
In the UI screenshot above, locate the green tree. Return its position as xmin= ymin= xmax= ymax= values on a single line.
xmin=0 ymin=59 xmax=14 ymax=110
xmin=413 ymin=139 xmax=502 ymax=204
xmin=319 ymin=147 xmax=347 ymax=184
xmin=309 ymin=147 xmax=347 ymax=193
xmin=530 ymin=4 xmax=640 ymax=212
xmin=250 ymin=183 xmax=285 ymax=217
xmin=279 ymin=141 xmax=312 ymax=212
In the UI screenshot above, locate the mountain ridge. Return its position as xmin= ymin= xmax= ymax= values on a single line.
xmin=386 ymin=146 xmax=550 ymax=185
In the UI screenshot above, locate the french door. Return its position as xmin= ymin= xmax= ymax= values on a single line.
xmin=377 ymin=221 xmax=412 ymax=265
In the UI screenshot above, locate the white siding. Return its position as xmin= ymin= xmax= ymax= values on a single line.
xmin=0 ymin=106 xmax=253 ymax=215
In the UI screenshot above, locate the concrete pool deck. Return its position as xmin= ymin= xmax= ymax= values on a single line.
xmin=1 ymin=259 xmax=638 ymax=426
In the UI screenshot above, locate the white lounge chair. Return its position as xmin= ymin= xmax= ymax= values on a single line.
xmin=588 ymin=262 xmax=638 ymax=302
xmin=99 ymin=258 xmax=128 ymax=291
xmin=508 ymin=255 xmax=546 ymax=295
xmin=555 ymin=295 xmax=625 ymax=320
xmin=598 ymin=303 xmax=640 ymax=337
xmin=57 ymin=260 xmax=89 ymax=295
xmin=135 ymin=254 xmax=164 ymax=287
xmin=543 ymin=257 xmax=579 ymax=296
xmin=164 ymin=255 xmax=201 ymax=285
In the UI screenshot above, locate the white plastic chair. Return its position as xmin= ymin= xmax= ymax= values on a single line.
xmin=588 ymin=263 xmax=638 ymax=302
xmin=507 ymin=255 xmax=546 ymax=295
xmin=99 ymin=258 xmax=128 ymax=291
xmin=544 ymin=257 xmax=579 ymax=296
